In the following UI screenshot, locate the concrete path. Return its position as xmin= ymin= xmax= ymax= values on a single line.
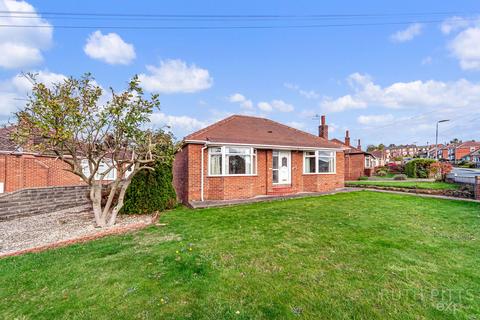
xmin=189 ymin=188 xmax=356 ymax=209
xmin=189 ymin=187 xmax=480 ymax=209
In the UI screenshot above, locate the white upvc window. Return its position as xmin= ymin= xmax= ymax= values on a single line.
xmin=208 ymin=146 xmax=257 ymax=176
xmin=365 ymin=156 xmax=372 ymax=168
xmin=303 ymin=150 xmax=336 ymax=174
xmin=81 ymin=159 xmax=117 ymax=181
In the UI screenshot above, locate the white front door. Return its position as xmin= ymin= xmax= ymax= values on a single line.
xmin=273 ymin=150 xmax=291 ymax=184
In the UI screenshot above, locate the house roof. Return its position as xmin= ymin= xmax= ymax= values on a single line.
xmin=184 ymin=115 xmax=343 ymax=149
xmin=462 ymin=148 xmax=480 ymax=158
xmin=0 ymin=126 xmax=18 ymax=152
xmin=329 ymin=137 xmax=373 ymax=156
xmin=371 ymin=150 xmax=385 ymax=158
xmin=456 ymin=141 xmax=480 ymax=149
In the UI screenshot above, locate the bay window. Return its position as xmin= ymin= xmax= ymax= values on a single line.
xmin=303 ymin=150 xmax=336 ymax=174
xmin=208 ymin=146 xmax=257 ymax=176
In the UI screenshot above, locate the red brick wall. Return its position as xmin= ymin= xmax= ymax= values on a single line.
xmin=0 ymin=154 xmax=84 ymax=193
xmin=344 ymin=153 xmax=365 ymax=181
xmin=173 ymin=144 xmax=345 ymax=203
xmin=475 ymin=176 xmax=480 ymax=200
xmin=456 ymin=147 xmax=480 ymax=161
xmin=172 ymin=146 xmax=188 ymax=203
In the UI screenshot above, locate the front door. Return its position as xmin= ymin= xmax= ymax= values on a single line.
xmin=273 ymin=150 xmax=291 ymax=184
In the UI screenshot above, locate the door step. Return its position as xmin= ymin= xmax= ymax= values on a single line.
xmin=267 ymin=186 xmax=296 ymax=196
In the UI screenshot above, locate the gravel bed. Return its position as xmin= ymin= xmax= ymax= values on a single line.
xmin=0 ymin=206 xmax=153 ymax=256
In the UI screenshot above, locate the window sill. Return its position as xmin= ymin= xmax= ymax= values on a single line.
xmin=302 ymin=172 xmax=336 ymax=175
xmin=207 ymin=174 xmax=258 ymax=178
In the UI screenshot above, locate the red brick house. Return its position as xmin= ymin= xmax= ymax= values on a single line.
xmin=0 ymin=126 xmax=84 ymax=193
xmin=331 ymin=130 xmax=375 ymax=181
xmin=173 ymin=115 xmax=345 ymax=204
xmin=448 ymin=141 xmax=480 ymax=163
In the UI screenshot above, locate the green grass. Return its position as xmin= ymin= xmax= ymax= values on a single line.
xmin=346 ymin=180 xmax=460 ymax=190
xmin=372 ymin=173 xmax=396 ymax=179
xmin=1 ymin=191 xmax=479 ymax=319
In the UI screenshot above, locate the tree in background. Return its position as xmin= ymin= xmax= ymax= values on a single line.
xmin=14 ymin=73 xmax=169 ymax=227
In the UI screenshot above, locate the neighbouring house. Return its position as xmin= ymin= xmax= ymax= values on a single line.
xmin=173 ymin=115 xmax=346 ymax=204
xmin=436 ymin=145 xmax=449 ymax=160
xmin=371 ymin=150 xmax=386 ymax=167
xmin=0 ymin=126 xmax=121 ymax=193
xmin=384 ymin=144 xmax=429 ymax=161
xmin=330 ymin=130 xmax=376 ymax=181
xmin=449 ymin=141 xmax=480 ymax=163
xmin=0 ymin=126 xmax=85 ymax=193
xmin=462 ymin=149 xmax=480 ymax=167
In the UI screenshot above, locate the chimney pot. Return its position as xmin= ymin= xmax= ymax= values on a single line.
xmin=357 ymin=139 xmax=361 ymax=150
xmin=345 ymin=130 xmax=351 ymax=146
xmin=318 ymin=115 xmax=328 ymax=139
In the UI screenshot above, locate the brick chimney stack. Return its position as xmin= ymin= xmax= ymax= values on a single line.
xmin=345 ymin=130 xmax=350 ymax=146
xmin=319 ymin=115 xmax=328 ymax=140
xmin=357 ymin=139 xmax=362 ymax=150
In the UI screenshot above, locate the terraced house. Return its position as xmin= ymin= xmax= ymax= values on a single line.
xmin=173 ymin=115 xmax=345 ymax=205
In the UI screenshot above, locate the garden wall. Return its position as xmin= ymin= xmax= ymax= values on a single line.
xmin=0 ymin=185 xmax=90 ymax=221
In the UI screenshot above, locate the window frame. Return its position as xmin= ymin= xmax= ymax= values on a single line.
xmin=302 ymin=150 xmax=336 ymax=175
xmin=207 ymin=146 xmax=257 ymax=177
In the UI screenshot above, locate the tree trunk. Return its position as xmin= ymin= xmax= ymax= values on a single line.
xmin=90 ymin=182 xmax=105 ymax=227
xmin=107 ymin=180 xmax=131 ymax=226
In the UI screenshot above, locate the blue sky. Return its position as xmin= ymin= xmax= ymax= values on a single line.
xmin=1 ymin=0 xmax=480 ymax=147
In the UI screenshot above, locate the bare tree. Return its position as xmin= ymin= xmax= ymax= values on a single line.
xmin=14 ymin=73 xmax=165 ymax=227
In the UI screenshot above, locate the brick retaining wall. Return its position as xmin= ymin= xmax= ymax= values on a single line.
xmin=0 ymin=185 xmax=90 ymax=221
xmin=475 ymin=176 xmax=480 ymax=200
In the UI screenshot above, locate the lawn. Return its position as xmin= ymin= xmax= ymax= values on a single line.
xmin=1 ymin=191 xmax=479 ymax=319
xmin=346 ymin=180 xmax=460 ymax=190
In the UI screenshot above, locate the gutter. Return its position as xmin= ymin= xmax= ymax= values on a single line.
xmin=200 ymin=143 xmax=208 ymax=201
xmin=184 ymin=140 xmax=346 ymax=151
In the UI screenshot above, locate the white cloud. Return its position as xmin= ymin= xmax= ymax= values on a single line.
xmin=257 ymin=99 xmax=294 ymax=113
xmin=440 ymin=16 xmax=475 ymax=35
xmin=357 ymin=114 xmax=394 ymax=125
xmin=138 ymin=59 xmax=213 ymax=94
xmin=390 ymin=23 xmax=423 ymax=43
xmin=322 ymin=72 xmax=480 ymax=113
xmin=421 ymin=56 xmax=433 ymax=65
xmin=321 ymin=95 xmax=367 ymax=112
xmin=0 ymin=0 xmax=52 ymax=69
xmin=0 ymin=70 xmax=67 ymax=116
xmin=257 ymin=102 xmax=272 ymax=112
xmin=284 ymin=83 xmax=320 ymax=99
xmin=150 ymin=112 xmax=206 ymax=134
xmin=228 ymin=93 xmax=253 ymax=109
xmin=84 ymin=31 xmax=136 ymax=65
xmin=449 ymin=27 xmax=480 ymax=70
xmin=287 ymin=121 xmax=305 ymax=130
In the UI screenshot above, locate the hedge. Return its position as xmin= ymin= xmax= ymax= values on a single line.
xmin=404 ymin=159 xmax=436 ymax=179
xmin=120 ymin=160 xmax=177 ymax=214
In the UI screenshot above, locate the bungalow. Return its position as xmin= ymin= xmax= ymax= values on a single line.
xmin=331 ymin=130 xmax=376 ymax=181
xmin=172 ymin=115 xmax=345 ymax=204
xmin=0 ymin=126 xmax=121 ymax=193
xmin=0 ymin=126 xmax=84 ymax=193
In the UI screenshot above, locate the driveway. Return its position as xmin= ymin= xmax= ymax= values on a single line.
xmin=452 ymin=167 xmax=480 ymax=177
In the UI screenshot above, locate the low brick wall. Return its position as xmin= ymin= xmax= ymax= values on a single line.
xmin=0 ymin=185 xmax=90 ymax=221
xmin=346 ymin=183 xmax=474 ymax=199
xmin=475 ymin=176 xmax=480 ymax=200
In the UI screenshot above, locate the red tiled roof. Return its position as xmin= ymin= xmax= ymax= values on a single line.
xmin=456 ymin=141 xmax=480 ymax=149
xmin=0 ymin=126 xmax=18 ymax=152
xmin=329 ymin=137 xmax=371 ymax=155
xmin=184 ymin=115 xmax=342 ymax=149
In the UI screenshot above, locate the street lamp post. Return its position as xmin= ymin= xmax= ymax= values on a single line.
xmin=435 ymin=119 xmax=450 ymax=160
